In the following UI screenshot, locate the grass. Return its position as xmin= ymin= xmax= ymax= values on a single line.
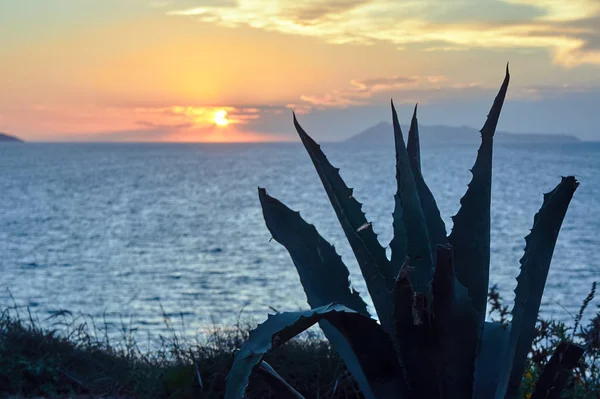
xmin=0 ymin=306 xmax=359 ymax=398
xmin=0 ymin=286 xmax=598 ymax=399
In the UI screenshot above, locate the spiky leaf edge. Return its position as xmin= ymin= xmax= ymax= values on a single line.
xmin=406 ymin=104 xmax=448 ymax=265
xmin=390 ymin=101 xmax=434 ymax=297
xmin=293 ymin=115 xmax=395 ymax=331
xmin=498 ymin=176 xmax=579 ymax=398
xmin=259 ymin=188 xmax=385 ymax=396
xmin=449 ymin=65 xmax=510 ymax=326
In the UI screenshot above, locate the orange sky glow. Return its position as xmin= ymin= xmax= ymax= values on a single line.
xmin=1 ymin=0 xmax=600 ymax=142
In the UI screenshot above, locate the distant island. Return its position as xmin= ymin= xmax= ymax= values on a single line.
xmin=347 ymin=122 xmax=580 ymax=144
xmin=0 ymin=133 xmax=24 ymax=142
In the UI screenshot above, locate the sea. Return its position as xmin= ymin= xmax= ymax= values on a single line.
xmin=1 ymin=142 xmax=599 ymax=341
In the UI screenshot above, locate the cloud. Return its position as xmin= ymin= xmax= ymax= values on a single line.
xmin=510 ymin=83 xmax=597 ymax=101
xmin=294 ymin=70 xmax=600 ymax=111
xmin=8 ymin=85 xmax=600 ymax=141
xmin=298 ymin=75 xmax=459 ymax=108
xmin=160 ymin=105 xmax=262 ymax=126
xmin=282 ymin=0 xmax=374 ymax=23
xmin=165 ymin=0 xmax=600 ymax=66
xmin=64 ymin=128 xmax=169 ymax=142
xmin=0 ymin=102 xmax=286 ymax=142
xmin=501 ymin=0 xmax=600 ymax=22
xmin=240 ymin=85 xmax=600 ymax=142
xmin=135 ymin=120 xmax=195 ymax=130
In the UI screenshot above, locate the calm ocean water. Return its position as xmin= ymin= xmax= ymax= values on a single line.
xmin=1 ymin=142 xmax=599 ymax=339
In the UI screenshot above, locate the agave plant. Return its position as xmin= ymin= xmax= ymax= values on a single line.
xmin=225 ymin=66 xmax=583 ymax=399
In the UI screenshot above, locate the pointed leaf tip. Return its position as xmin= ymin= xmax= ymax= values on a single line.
xmin=404 ymin=99 xmax=448 ymax=269
xmin=391 ymin=99 xmax=398 ymax=114
xmin=293 ymin=114 xmax=314 ymax=144
xmin=293 ymin=116 xmax=394 ymax=331
xmin=390 ymin=97 xmax=433 ymax=295
xmin=481 ymin=65 xmax=510 ymax=137
xmin=391 ymin=101 xmax=401 ymax=137
xmin=450 ymin=64 xmax=510 ymax=326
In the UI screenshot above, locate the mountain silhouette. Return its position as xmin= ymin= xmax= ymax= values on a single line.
xmin=0 ymin=133 xmax=23 ymax=142
xmin=346 ymin=122 xmax=580 ymax=144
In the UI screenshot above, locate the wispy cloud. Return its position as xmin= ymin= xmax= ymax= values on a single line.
xmin=165 ymin=0 xmax=600 ymax=66
xmin=135 ymin=120 xmax=195 ymax=130
xmin=502 ymin=0 xmax=600 ymax=22
xmin=165 ymin=106 xmax=262 ymax=125
xmin=0 ymin=103 xmax=282 ymax=142
xmin=298 ymin=75 xmax=465 ymax=108
xmin=509 ymin=82 xmax=596 ymax=101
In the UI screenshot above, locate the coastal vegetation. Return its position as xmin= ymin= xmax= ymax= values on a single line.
xmin=226 ymin=66 xmax=591 ymax=398
xmin=0 ymin=285 xmax=598 ymax=398
xmin=3 ymin=68 xmax=597 ymax=399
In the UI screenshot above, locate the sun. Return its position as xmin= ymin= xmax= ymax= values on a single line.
xmin=213 ymin=109 xmax=229 ymax=127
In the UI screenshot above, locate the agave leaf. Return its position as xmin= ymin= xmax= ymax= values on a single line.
xmin=474 ymin=321 xmax=511 ymax=398
xmin=530 ymin=342 xmax=585 ymax=399
xmin=499 ymin=176 xmax=579 ymax=398
xmin=431 ymin=245 xmax=478 ymax=397
xmin=406 ymin=105 xmax=448 ymax=263
xmin=394 ymin=247 xmax=478 ymax=398
xmin=392 ymin=260 xmax=438 ymax=397
xmin=406 ymin=104 xmax=421 ymax=175
xmin=256 ymin=361 xmax=306 ymax=399
xmin=390 ymin=195 xmax=408 ymax=280
xmin=449 ymin=65 xmax=510 ymax=322
xmin=224 ymin=303 xmax=409 ymax=399
xmin=390 ymin=101 xmax=434 ymax=296
xmin=391 ymin=247 xmax=476 ymax=398
xmin=258 ymin=188 xmax=369 ymax=315
xmin=293 ymin=115 xmax=394 ymax=331
xmin=259 ymin=188 xmax=383 ymax=396
xmin=389 ymin=197 xmax=408 ymax=280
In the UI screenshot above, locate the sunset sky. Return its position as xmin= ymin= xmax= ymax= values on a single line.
xmin=1 ymin=0 xmax=600 ymax=142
